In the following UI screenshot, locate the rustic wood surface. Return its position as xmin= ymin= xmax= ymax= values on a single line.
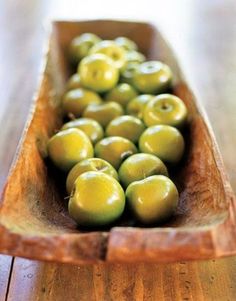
xmin=1 ymin=0 xmax=236 ymax=300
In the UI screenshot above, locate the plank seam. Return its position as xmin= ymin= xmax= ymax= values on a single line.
xmin=5 ymin=257 xmax=15 ymax=301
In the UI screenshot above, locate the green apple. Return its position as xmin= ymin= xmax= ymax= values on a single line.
xmin=66 ymin=158 xmax=119 ymax=194
xmin=62 ymin=88 xmax=102 ymax=117
xmin=143 ymin=94 xmax=188 ymax=128
xmin=120 ymin=62 xmax=140 ymax=85
xmin=126 ymin=175 xmax=179 ymax=224
xmin=133 ymin=61 xmax=173 ymax=94
xmin=83 ymin=101 xmax=124 ymax=128
xmin=126 ymin=94 xmax=154 ymax=119
xmin=79 ymin=53 xmax=119 ymax=93
xmin=66 ymin=73 xmax=83 ymax=91
xmin=106 ymin=115 xmax=145 ymax=144
xmin=114 ymin=37 xmax=138 ymax=51
xmin=105 ymin=83 xmax=138 ymax=108
xmin=89 ymin=40 xmax=127 ymax=69
xmin=139 ymin=125 xmax=185 ymax=164
xmin=119 ymin=153 xmax=168 ymax=188
xmin=68 ymin=171 xmax=125 ymax=226
xmin=95 ymin=136 xmax=138 ymax=169
xmin=125 ymin=50 xmax=145 ymax=65
xmin=47 ymin=128 xmax=94 ymax=172
xmin=61 ymin=118 xmax=104 ymax=144
xmin=69 ymin=33 xmax=101 ymax=64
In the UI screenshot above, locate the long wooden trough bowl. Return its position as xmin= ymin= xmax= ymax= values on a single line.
xmin=0 ymin=20 xmax=236 ymax=264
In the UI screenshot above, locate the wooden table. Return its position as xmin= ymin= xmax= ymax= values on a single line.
xmin=0 ymin=0 xmax=236 ymax=300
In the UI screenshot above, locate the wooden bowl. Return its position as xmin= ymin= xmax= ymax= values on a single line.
xmin=0 ymin=20 xmax=236 ymax=264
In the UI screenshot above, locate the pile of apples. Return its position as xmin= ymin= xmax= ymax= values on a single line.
xmin=47 ymin=33 xmax=188 ymax=227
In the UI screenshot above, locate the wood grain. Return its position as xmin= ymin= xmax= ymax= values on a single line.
xmin=6 ymin=257 xmax=236 ymax=301
xmin=0 ymin=1 xmax=50 ymax=298
xmin=0 ymin=256 xmax=13 ymax=301
xmin=1 ymin=0 xmax=236 ymax=300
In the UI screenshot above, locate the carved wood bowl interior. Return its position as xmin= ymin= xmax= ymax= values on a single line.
xmin=0 ymin=20 xmax=236 ymax=264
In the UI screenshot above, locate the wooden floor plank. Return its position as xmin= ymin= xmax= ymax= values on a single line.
xmin=5 ymin=257 xmax=236 ymax=301
xmin=0 ymin=256 xmax=13 ymax=301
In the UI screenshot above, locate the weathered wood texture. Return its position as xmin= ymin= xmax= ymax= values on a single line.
xmin=0 ymin=256 xmax=13 ymax=301
xmin=6 ymin=257 xmax=236 ymax=301
xmin=1 ymin=0 xmax=236 ymax=300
